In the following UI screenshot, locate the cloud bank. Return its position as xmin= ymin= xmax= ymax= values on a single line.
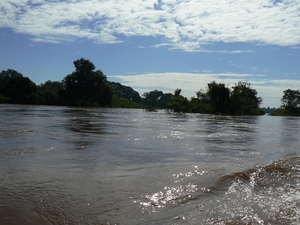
xmin=110 ymin=72 xmax=300 ymax=107
xmin=1 ymin=0 xmax=300 ymax=51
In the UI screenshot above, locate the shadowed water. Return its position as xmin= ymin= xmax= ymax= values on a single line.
xmin=0 ymin=104 xmax=299 ymax=224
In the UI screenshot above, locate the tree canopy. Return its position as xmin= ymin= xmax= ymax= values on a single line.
xmin=60 ymin=58 xmax=112 ymax=106
xmin=271 ymin=89 xmax=300 ymax=116
xmin=37 ymin=80 xmax=64 ymax=105
xmin=0 ymin=69 xmax=23 ymax=89
xmin=142 ymin=90 xmax=173 ymax=108
xmin=0 ymin=59 xmax=115 ymax=107
xmin=168 ymin=81 xmax=264 ymax=115
xmin=281 ymin=89 xmax=300 ymax=108
xmin=1 ymin=75 xmax=40 ymax=104
xmin=109 ymin=81 xmax=141 ymax=103
xmin=0 ymin=63 xmax=272 ymax=116
xmin=230 ymin=82 xmax=262 ymax=115
xmin=167 ymin=95 xmax=189 ymax=113
xmin=207 ymin=81 xmax=230 ymax=114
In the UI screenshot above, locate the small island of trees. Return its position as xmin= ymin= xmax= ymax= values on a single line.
xmin=270 ymin=89 xmax=300 ymax=116
xmin=0 ymin=58 xmax=298 ymax=116
xmin=167 ymin=81 xmax=264 ymax=115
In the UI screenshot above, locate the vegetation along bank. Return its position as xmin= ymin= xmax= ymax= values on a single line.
xmin=1 ymin=58 xmax=298 ymax=116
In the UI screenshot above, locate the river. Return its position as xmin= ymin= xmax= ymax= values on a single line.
xmin=0 ymin=104 xmax=299 ymax=224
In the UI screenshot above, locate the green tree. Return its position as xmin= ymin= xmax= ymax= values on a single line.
xmin=189 ymin=89 xmax=213 ymax=114
xmin=196 ymin=89 xmax=210 ymax=104
xmin=61 ymin=58 xmax=112 ymax=106
xmin=142 ymin=90 xmax=163 ymax=107
xmin=1 ymin=76 xmax=40 ymax=104
xmin=158 ymin=93 xmax=173 ymax=108
xmin=280 ymin=89 xmax=300 ymax=114
xmin=141 ymin=90 xmax=173 ymax=108
xmin=0 ymin=69 xmax=23 ymax=89
xmin=207 ymin=81 xmax=230 ymax=114
xmin=281 ymin=89 xmax=300 ymax=108
xmin=109 ymin=81 xmax=141 ymax=103
xmin=230 ymin=82 xmax=263 ymax=115
xmin=168 ymin=96 xmax=189 ymax=113
xmin=38 ymin=80 xmax=64 ymax=105
xmin=39 ymin=80 xmax=64 ymax=92
xmin=167 ymin=89 xmax=189 ymax=113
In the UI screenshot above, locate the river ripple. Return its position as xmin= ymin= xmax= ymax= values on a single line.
xmin=0 ymin=104 xmax=299 ymax=224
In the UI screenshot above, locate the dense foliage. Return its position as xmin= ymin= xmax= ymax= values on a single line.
xmin=111 ymin=95 xmax=143 ymax=108
xmin=0 ymin=59 xmax=114 ymax=106
xmin=0 ymin=69 xmax=23 ymax=89
xmin=38 ymin=80 xmax=64 ymax=105
xmin=109 ymin=81 xmax=141 ymax=104
xmin=0 ymin=69 xmax=41 ymax=104
xmin=168 ymin=81 xmax=264 ymax=115
xmin=230 ymin=82 xmax=262 ymax=115
xmin=142 ymin=90 xmax=173 ymax=108
xmin=0 ymin=61 xmax=287 ymax=117
xmin=271 ymin=89 xmax=300 ymax=116
xmin=1 ymin=76 xmax=40 ymax=104
xmin=59 ymin=58 xmax=112 ymax=106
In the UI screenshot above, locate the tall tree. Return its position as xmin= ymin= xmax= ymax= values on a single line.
xmin=0 ymin=69 xmax=23 ymax=89
xmin=1 ymin=76 xmax=39 ymax=104
xmin=38 ymin=80 xmax=64 ymax=105
xmin=167 ymin=89 xmax=189 ymax=113
xmin=142 ymin=90 xmax=163 ymax=107
xmin=168 ymin=95 xmax=189 ymax=113
xmin=281 ymin=89 xmax=300 ymax=108
xmin=230 ymin=82 xmax=263 ymax=115
xmin=61 ymin=58 xmax=112 ymax=106
xmin=207 ymin=81 xmax=230 ymax=114
xmin=280 ymin=89 xmax=300 ymax=114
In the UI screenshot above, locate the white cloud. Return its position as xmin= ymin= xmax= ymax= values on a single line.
xmin=284 ymin=73 xmax=300 ymax=76
xmin=1 ymin=0 xmax=300 ymax=51
xmin=109 ymin=72 xmax=300 ymax=107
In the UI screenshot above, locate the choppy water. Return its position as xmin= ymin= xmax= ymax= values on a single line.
xmin=0 ymin=104 xmax=299 ymax=225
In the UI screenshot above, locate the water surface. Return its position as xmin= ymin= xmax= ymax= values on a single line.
xmin=0 ymin=104 xmax=299 ymax=224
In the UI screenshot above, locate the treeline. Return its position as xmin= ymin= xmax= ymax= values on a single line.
xmin=0 ymin=59 xmax=109 ymax=106
xmin=167 ymin=82 xmax=264 ymax=115
xmin=0 ymin=59 xmax=174 ymax=109
xmin=0 ymin=59 xmax=132 ymax=107
xmin=3 ymin=57 xmax=296 ymax=116
xmin=260 ymin=107 xmax=277 ymax=114
xmin=109 ymin=83 xmax=173 ymax=108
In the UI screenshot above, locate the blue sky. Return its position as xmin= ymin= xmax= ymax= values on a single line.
xmin=1 ymin=0 xmax=300 ymax=107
